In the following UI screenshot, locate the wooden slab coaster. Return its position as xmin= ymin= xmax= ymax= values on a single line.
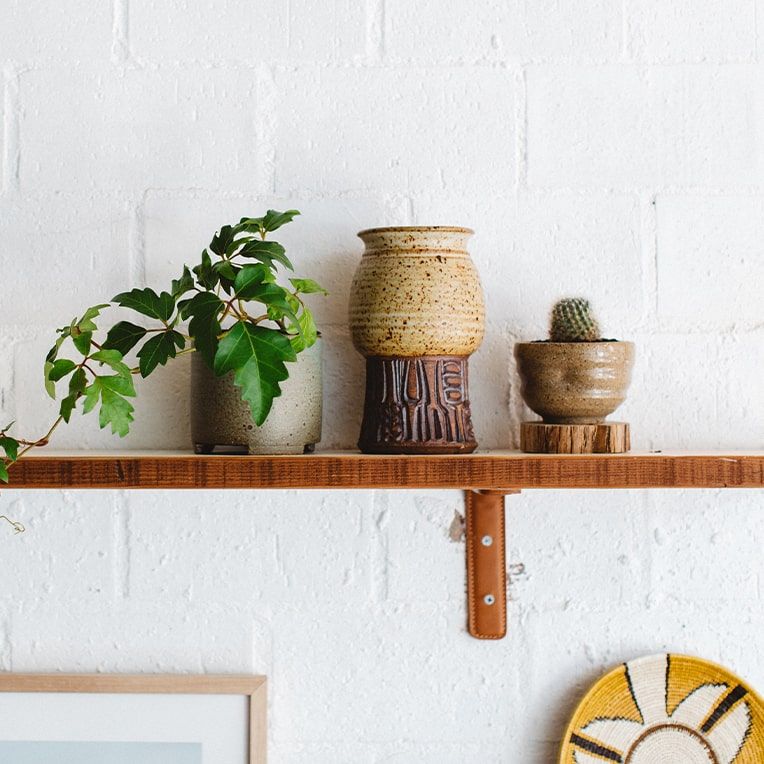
xmin=521 ymin=421 xmax=630 ymax=454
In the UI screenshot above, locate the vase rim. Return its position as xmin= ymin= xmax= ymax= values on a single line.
xmin=358 ymin=225 xmax=474 ymax=237
xmin=515 ymin=340 xmax=633 ymax=346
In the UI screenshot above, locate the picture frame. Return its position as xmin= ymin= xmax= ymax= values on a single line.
xmin=0 ymin=673 xmax=267 ymax=764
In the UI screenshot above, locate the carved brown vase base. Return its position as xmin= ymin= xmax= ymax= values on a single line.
xmin=358 ymin=355 xmax=478 ymax=455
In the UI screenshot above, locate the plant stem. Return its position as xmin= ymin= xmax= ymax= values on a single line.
xmin=0 ymin=515 xmax=24 ymax=534
xmin=15 ymin=415 xmax=65 ymax=461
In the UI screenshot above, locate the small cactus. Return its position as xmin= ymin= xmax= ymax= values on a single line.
xmin=549 ymin=298 xmax=601 ymax=342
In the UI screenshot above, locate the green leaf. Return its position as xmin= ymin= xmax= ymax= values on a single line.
xmin=69 ymin=368 xmax=87 ymax=396
xmin=239 ymin=209 xmax=301 ymax=234
xmin=48 ymin=359 xmax=77 ymax=382
xmin=225 ymin=235 xmax=255 ymax=257
xmin=82 ymin=383 xmax=99 ymax=414
xmin=0 ymin=437 xmax=19 ymax=462
xmin=192 ymin=251 xmax=219 ymax=291
xmin=113 ymin=288 xmax=174 ymax=322
xmin=103 ymin=321 xmax=148 ymax=356
xmin=98 ymin=389 xmax=135 ymax=436
xmin=0 ymin=463 xmax=8 ymax=483
xmin=59 ymin=368 xmax=88 ymax=423
xmin=86 ymin=373 xmax=136 ymax=404
xmin=176 ymin=297 xmax=193 ymax=316
xmin=91 ymin=349 xmax=133 ymax=380
xmin=82 ymin=375 xmax=136 ymax=437
xmin=233 ymin=264 xmax=270 ymax=300
xmin=171 ymin=266 xmax=195 ymax=298
xmin=213 ymin=260 xmax=238 ymax=282
xmin=77 ymin=303 xmax=110 ymax=332
xmin=290 ymin=307 xmax=318 ymax=354
xmin=136 ymin=330 xmax=185 ymax=377
xmin=72 ymin=329 xmax=93 ymax=355
xmin=184 ymin=292 xmax=223 ymax=367
xmin=262 ymin=209 xmax=301 ymax=232
xmin=244 ymin=283 xmax=301 ymax=330
xmin=214 ymin=322 xmax=296 ymax=425
xmin=209 ymin=225 xmax=236 ymax=257
xmin=43 ymin=361 xmax=56 ymax=398
xmin=289 ymin=278 xmax=328 ymax=295
xmin=236 ymin=240 xmax=293 ymax=271
xmin=60 ymin=306 xmax=109 ymax=360
xmin=59 ymin=394 xmax=78 ymax=423
xmin=46 ymin=334 xmax=67 ymax=363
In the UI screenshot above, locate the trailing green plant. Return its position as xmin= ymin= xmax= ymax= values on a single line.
xmin=0 ymin=209 xmax=326 ymax=494
xmin=549 ymin=297 xmax=601 ymax=342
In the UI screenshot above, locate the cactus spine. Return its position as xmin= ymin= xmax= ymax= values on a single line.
xmin=549 ymin=298 xmax=600 ymax=342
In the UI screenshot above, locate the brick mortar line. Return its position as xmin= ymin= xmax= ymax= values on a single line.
xmin=256 ymin=64 xmax=278 ymax=195
xmin=515 ymin=67 xmax=528 ymax=191
xmin=5 ymin=59 xmax=760 ymax=72
xmin=114 ymin=490 xmax=131 ymax=600
xmin=128 ymin=195 xmax=146 ymax=287
xmin=366 ymin=0 xmax=385 ymax=63
xmin=111 ymin=0 xmax=129 ymax=64
xmin=2 ymin=63 xmax=21 ymax=194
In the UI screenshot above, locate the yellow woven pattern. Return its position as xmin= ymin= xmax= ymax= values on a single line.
xmin=559 ymin=654 xmax=764 ymax=764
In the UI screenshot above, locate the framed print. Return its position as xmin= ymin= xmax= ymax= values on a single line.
xmin=0 ymin=673 xmax=266 ymax=763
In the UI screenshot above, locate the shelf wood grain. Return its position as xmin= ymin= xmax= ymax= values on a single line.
xmin=3 ymin=451 xmax=763 ymax=490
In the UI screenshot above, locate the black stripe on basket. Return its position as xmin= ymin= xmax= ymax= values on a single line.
xmin=665 ymin=654 xmax=671 ymax=718
xmin=569 ymin=732 xmax=624 ymax=762
xmin=701 ymin=684 xmax=748 ymax=733
xmin=624 ymin=662 xmax=645 ymax=724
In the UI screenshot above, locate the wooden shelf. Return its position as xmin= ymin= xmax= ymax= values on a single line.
xmin=6 ymin=450 xmax=762 ymax=642
xmin=5 ymin=450 xmax=763 ymax=490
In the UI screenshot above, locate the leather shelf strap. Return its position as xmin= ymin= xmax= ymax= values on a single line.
xmin=465 ymin=490 xmax=513 ymax=640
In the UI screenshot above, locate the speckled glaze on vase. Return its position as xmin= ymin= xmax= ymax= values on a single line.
xmin=514 ymin=341 xmax=635 ymax=424
xmin=191 ymin=340 xmax=322 ymax=455
xmin=349 ymin=226 xmax=485 ymax=454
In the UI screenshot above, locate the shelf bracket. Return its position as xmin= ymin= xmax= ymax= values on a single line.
xmin=464 ymin=489 xmax=520 ymax=640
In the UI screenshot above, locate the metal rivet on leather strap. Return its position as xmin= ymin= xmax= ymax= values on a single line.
xmin=481 ymin=535 xmax=493 ymax=546
xmin=483 ymin=594 xmax=495 ymax=605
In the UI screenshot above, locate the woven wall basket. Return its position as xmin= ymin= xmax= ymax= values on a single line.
xmin=560 ymin=653 xmax=764 ymax=763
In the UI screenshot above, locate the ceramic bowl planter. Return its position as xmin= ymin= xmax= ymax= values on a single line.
xmin=348 ymin=226 xmax=485 ymax=454
xmin=514 ymin=341 xmax=635 ymax=423
xmin=191 ymin=340 xmax=323 ymax=455
xmin=514 ymin=298 xmax=635 ymax=453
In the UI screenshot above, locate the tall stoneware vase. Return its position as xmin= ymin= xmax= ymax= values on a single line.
xmin=348 ymin=226 xmax=485 ymax=454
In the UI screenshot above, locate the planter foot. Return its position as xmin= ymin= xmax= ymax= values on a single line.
xmin=521 ymin=421 xmax=630 ymax=454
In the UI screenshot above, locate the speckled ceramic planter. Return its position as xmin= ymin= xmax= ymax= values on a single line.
xmin=514 ymin=341 xmax=635 ymax=424
xmin=191 ymin=340 xmax=322 ymax=455
xmin=348 ymin=226 xmax=485 ymax=454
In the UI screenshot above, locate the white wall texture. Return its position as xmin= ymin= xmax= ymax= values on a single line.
xmin=0 ymin=1 xmax=763 ymax=761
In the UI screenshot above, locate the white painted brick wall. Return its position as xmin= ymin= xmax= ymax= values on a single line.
xmin=130 ymin=0 xmax=367 ymax=65
xmin=527 ymin=65 xmax=764 ymax=189
xmin=20 ymin=67 xmax=263 ymax=192
xmin=274 ymin=66 xmax=515 ymax=196
xmin=0 ymin=2 xmax=762 ymax=762
xmin=624 ymin=0 xmax=757 ymax=63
